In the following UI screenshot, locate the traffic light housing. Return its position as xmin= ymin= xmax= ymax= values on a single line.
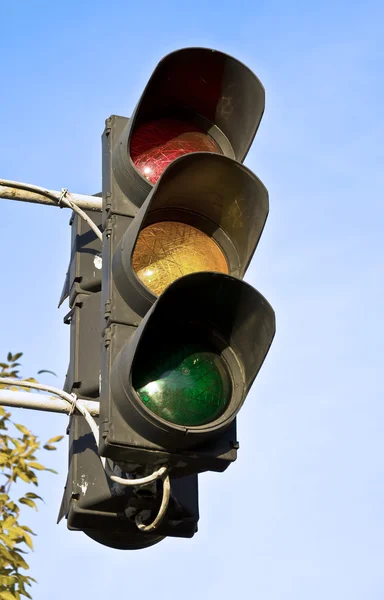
xmin=99 ymin=47 xmax=275 ymax=479
xmin=58 ymin=46 xmax=275 ymax=547
xmin=59 ymin=413 xmax=199 ymax=549
xmin=112 ymin=47 xmax=265 ymax=207
xmin=59 ymin=209 xmax=199 ymax=548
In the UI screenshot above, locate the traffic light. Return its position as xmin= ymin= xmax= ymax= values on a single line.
xmin=99 ymin=47 xmax=275 ymax=483
xmin=59 ymin=208 xmax=199 ymax=548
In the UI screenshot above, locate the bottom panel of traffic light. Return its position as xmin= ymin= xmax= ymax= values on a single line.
xmin=58 ymin=414 xmax=199 ymax=549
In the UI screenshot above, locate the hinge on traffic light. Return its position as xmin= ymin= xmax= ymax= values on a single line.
xmin=104 ymin=192 xmax=111 ymax=213
xmin=104 ymin=325 xmax=112 ymax=348
xmin=104 ymin=219 xmax=112 ymax=238
xmin=104 ymin=301 xmax=111 ymax=321
xmin=104 ymin=117 xmax=112 ymax=135
xmin=63 ymin=307 xmax=74 ymax=325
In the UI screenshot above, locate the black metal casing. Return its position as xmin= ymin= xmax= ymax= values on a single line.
xmin=113 ymin=47 xmax=265 ymax=207
xmin=60 ymin=209 xmax=199 ymax=548
xmin=58 ymin=46 xmax=276 ymax=549
xmin=59 ymin=414 xmax=199 ymax=549
xmin=99 ymin=47 xmax=275 ymax=477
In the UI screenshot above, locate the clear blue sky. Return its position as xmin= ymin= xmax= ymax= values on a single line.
xmin=1 ymin=0 xmax=384 ymax=598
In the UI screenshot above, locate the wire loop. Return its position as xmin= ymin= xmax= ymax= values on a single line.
xmin=68 ymin=392 xmax=77 ymax=415
xmin=58 ymin=187 xmax=68 ymax=208
xmin=135 ymin=470 xmax=171 ymax=533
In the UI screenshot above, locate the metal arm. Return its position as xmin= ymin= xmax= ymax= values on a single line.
xmin=0 ymin=179 xmax=102 ymax=212
xmin=0 ymin=389 xmax=99 ymax=416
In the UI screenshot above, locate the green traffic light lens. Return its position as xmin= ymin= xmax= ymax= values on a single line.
xmin=133 ymin=343 xmax=231 ymax=427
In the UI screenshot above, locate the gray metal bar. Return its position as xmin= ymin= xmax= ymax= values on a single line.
xmin=0 ymin=180 xmax=102 ymax=212
xmin=0 ymin=389 xmax=100 ymax=416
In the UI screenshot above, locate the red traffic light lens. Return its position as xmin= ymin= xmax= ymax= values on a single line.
xmin=130 ymin=118 xmax=222 ymax=184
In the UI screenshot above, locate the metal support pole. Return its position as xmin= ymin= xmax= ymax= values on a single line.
xmin=0 ymin=179 xmax=102 ymax=212
xmin=0 ymin=389 xmax=99 ymax=416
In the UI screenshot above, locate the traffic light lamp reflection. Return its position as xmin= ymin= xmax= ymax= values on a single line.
xmin=130 ymin=118 xmax=222 ymax=184
xmin=132 ymin=221 xmax=228 ymax=296
xmin=133 ymin=343 xmax=231 ymax=426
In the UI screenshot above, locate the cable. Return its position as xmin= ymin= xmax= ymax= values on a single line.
xmin=0 ymin=377 xmax=99 ymax=442
xmin=0 ymin=377 xmax=170 ymax=530
xmin=58 ymin=188 xmax=102 ymax=242
xmin=1 ymin=180 xmax=102 ymax=242
xmin=103 ymin=460 xmax=168 ymax=487
xmin=135 ymin=472 xmax=171 ymax=532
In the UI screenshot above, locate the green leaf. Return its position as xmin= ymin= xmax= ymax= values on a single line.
xmin=24 ymin=471 xmax=38 ymax=486
xmin=8 ymin=550 xmax=29 ymax=570
xmin=0 ymin=591 xmax=19 ymax=600
xmin=18 ymin=499 xmax=37 ymax=511
xmin=20 ymin=532 xmax=33 ymax=551
xmin=37 ymin=370 xmax=57 ymax=377
xmin=0 ymin=532 xmax=16 ymax=548
xmin=3 ymin=516 xmax=17 ymax=529
xmin=13 ymin=547 xmax=28 ymax=554
xmin=26 ymin=462 xmax=45 ymax=471
xmin=42 ymin=445 xmax=56 ymax=451
xmin=0 ymin=352 xmax=63 ymax=599
xmin=24 ymin=493 xmax=42 ymax=501
xmin=19 ymin=526 xmax=35 ymax=536
xmin=14 ymin=424 xmax=30 ymax=436
xmin=12 ymin=471 xmax=32 ymax=484
xmin=5 ymin=500 xmax=19 ymax=514
xmin=45 ymin=435 xmax=64 ymax=444
xmin=0 ymin=576 xmax=16 ymax=586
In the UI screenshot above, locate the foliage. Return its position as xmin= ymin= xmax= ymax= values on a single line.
xmin=0 ymin=353 xmax=63 ymax=600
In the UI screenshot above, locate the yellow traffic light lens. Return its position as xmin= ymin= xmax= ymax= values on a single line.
xmin=132 ymin=222 xmax=228 ymax=295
